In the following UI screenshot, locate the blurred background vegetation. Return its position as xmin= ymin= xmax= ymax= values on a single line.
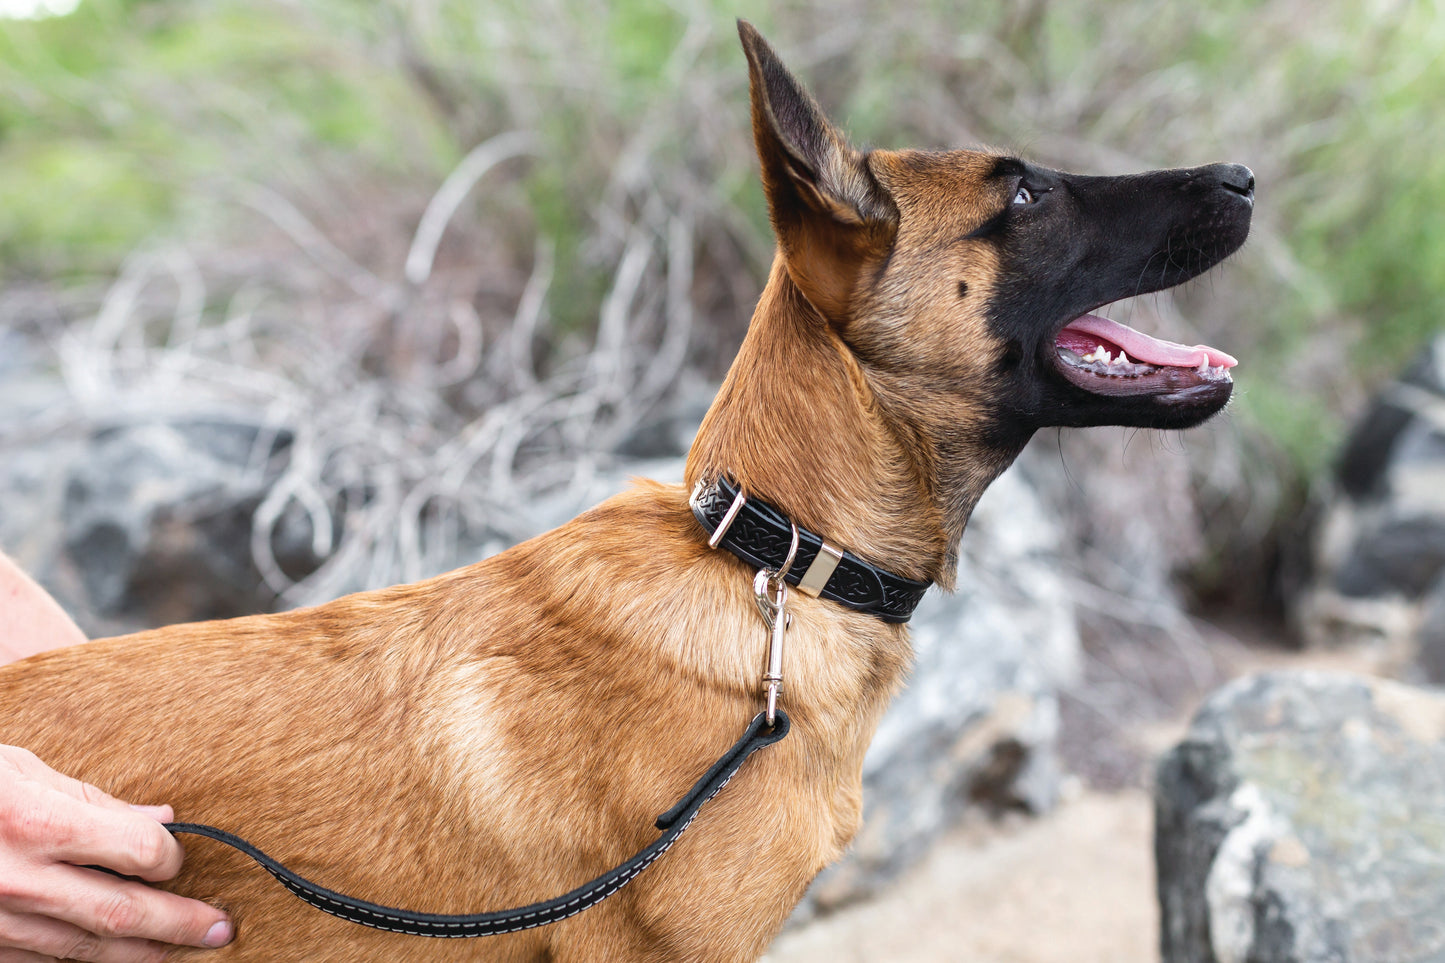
xmin=1 ymin=0 xmax=1441 ymax=607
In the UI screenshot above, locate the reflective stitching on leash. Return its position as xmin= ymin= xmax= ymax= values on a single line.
xmin=273 ymin=773 xmax=727 ymax=935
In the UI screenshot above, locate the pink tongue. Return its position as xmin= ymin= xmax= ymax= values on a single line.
xmin=1061 ymin=315 xmax=1237 ymax=369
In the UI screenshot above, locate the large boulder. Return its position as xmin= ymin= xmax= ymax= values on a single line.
xmin=60 ymin=419 xmax=322 ymax=626
xmin=1292 ymin=334 xmax=1445 ymax=679
xmin=1 ymin=416 xmax=325 ymax=635
xmin=1156 ymin=671 xmax=1445 ymax=963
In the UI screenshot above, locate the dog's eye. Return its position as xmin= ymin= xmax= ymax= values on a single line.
xmin=1012 ymin=186 xmax=1035 ymax=206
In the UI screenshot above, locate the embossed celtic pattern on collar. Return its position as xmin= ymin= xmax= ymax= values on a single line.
xmin=689 ymin=476 xmax=932 ymax=624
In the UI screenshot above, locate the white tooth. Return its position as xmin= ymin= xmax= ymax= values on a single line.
xmin=1115 ymin=350 xmax=1130 ymax=365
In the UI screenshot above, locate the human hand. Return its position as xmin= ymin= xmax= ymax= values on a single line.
xmin=0 ymin=746 xmax=232 ymax=962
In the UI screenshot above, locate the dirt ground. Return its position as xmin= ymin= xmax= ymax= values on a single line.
xmin=764 ymin=788 xmax=1159 ymax=963
xmin=763 ymin=637 xmax=1382 ymax=963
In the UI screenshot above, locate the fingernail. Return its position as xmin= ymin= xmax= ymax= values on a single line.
xmin=130 ymin=804 xmax=174 ymax=821
xmin=203 ymin=920 xmax=233 ymax=948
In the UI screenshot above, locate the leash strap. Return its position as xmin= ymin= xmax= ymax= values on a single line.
xmin=163 ymin=711 xmax=788 ymax=938
xmin=690 ymin=476 xmax=931 ymax=623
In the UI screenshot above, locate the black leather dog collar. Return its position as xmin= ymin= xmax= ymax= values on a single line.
xmin=690 ymin=475 xmax=931 ymax=623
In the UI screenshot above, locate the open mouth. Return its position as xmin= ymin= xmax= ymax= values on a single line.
xmin=1052 ymin=313 xmax=1236 ymax=399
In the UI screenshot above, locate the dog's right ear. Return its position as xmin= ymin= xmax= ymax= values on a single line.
xmin=739 ymin=21 xmax=898 ymax=322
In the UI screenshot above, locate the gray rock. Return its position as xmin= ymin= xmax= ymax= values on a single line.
xmin=1292 ymin=333 xmax=1445 ymax=672
xmin=1337 ymin=338 xmax=1445 ymax=500
xmin=51 ymin=418 xmax=317 ymax=630
xmin=1333 ymin=515 xmax=1445 ymax=599
xmin=1417 ymin=577 xmax=1445 ymax=685
xmin=1156 ymin=671 xmax=1445 ymax=963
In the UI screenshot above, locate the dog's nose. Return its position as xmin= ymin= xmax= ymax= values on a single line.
xmin=1219 ymin=164 xmax=1255 ymax=200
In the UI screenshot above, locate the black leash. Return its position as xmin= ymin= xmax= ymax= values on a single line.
xmin=163 ymin=711 xmax=788 ymax=937
xmin=149 ymin=472 xmax=899 ymax=936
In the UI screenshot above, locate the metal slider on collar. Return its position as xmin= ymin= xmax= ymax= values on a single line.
xmin=796 ymin=541 xmax=844 ymax=597
xmin=693 ymin=477 xmax=748 ymax=550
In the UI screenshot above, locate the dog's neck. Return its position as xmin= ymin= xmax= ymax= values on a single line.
xmin=686 ymin=258 xmax=1020 ymax=589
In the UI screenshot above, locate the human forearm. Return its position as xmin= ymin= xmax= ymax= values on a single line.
xmin=0 ymin=552 xmax=85 ymax=666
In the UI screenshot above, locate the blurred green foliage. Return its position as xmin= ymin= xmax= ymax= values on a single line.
xmin=0 ymin=0 xmax=451 ymax=272
xmin=1 ymin=0 xmax=1442 ymax=477
xmin=1296 ymin=3 xmax=1445 ymax=379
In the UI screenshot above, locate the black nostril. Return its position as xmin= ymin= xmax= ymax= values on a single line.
xmin=1221 ymin=164 xmax=1255 ymax=198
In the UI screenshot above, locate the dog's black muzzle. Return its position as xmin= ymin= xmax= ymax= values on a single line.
xmin=986 ymin=160 xmax=1255 ymax=435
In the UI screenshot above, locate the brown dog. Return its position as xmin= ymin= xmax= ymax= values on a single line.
xmin=0 ymin=21 xmax=1252 ymax=962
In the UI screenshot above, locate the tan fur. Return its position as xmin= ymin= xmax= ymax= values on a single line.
xmin=1 ymin=25 xmax=1094 ymax=962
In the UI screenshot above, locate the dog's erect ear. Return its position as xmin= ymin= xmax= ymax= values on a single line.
xmin=738 ymin=21 xmax=897 ymax=321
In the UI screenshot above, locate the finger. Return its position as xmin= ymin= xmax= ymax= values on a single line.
xmin=20 ymin=867 xmax=230 ymax=951
xmin=0 ymin=909 xmax=165 ymax=963
xmin=0 ymin=751 xmax=183 ymax=879
xmin=2 ymin=749 xmax=177 ymax=826
xmin=0 ymin=949 xmax=59 ymax=963
xmin=36 ymin=795 xmax=184 ymax=883
xmin=0 ymin=751 xmax=134 ymax=819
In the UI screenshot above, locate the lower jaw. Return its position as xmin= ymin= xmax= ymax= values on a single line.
xmin=1042 ymin=378 xmax=1236 ymax=432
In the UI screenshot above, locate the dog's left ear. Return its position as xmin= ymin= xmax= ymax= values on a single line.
xmin=739 ymin=21 xmax=898 ymax=322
